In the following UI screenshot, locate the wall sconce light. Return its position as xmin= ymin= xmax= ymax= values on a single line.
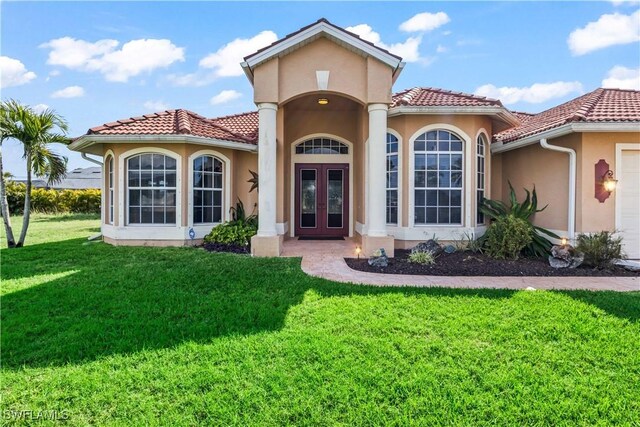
xmin=318 ymin=98 xmax=329 ymax=105
xmin=594 ymin=159 xmax=617 ymax=203
xmin=355 ymin=246 xmax=361 ymax=259
xmin=561 ymin=237 xmax=567 ymax=246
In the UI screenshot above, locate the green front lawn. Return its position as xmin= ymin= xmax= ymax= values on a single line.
xmin=2 ymin=214 xmax=639 ymax=425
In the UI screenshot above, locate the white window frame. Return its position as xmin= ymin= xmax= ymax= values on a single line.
xmin=118 ymin=147 xmax=182 ymax=229
xmin=108 ymin=155 xmax=114 ymax=224
xmin=476 ymin=133 xmax=488 ymax=225
xmin=386 ymin=130 xmax=402 ymax=225
xmin=408 ymin=124 xmax=472 ymax=229
xmin=188 ymin=150 xmax=231 ymax=232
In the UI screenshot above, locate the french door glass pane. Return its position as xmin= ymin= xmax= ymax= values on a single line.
xmin=301 ymin=169 xmax=316 ymax=228
xmin=327 ymin=169 xmax=343 ymax=228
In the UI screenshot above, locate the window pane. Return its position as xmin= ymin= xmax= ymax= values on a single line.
xmin=415 ymin=189 xmax=426 ymax=207
xmin=152 ymin=154 xmax=164 ymax=169
xmin=165 ymin=207 xmax=176 ymax=224
xmin=213 ymin=191 xmax=222 ymax=206
xmin=213 ymin=206 xmax=222 ymax=223
xmin=193 ymin=172 xmax=203 ymax=188
xmin=129 ymin=171 xmax=140 ymax=187
xmin=451 ymin=208 xmax=462 ymax=224
xmin=140 ymin=172 xmax=152 ymax=187
xmin=415 ymin=207 xmax=426 ymax=224
xmin=451 ymin=190 xmax=462 ymax=207
xmin=426 ymin=154 xmax=437 ymax=170
xmin=415 ymin=155 xmax=426 ymax=171
xmin=438 ymin=190 xmax=449 ymax=206
xmin=203 ymin=190 xmax=213 ymax=206
xmin=152 ymin=171 xmax=164 ymax=187
xmin=439 ymin=172 xmax=450 ymax=187
xmin=128 ymin=156 xmax=140 ymax=170
xmin=129 ymin=207 xmax=140 ymax=223
xmin=426 ymin=140 xmax=437 ymax=151
xmin=203 ymin=207 xmax=213 ymax=223
xmin=214 ymin=174 xmax=222 ymax=189
xmin=451 ymin=154 xmax=463 ymax=170
xmin=415 ymin=171 xmax=426 ymax=188
xmin=414 ymin=140 xmax=426 ymax=152
xmin=451 ymin=172 xmax=462 ymax=188
xmin=140 ymin=154 xmax=153 ymax=170
xmin=193 ymin=156 xmax=203 ymax=172
xmin=426 ymin=190 xmax=437 ymax=206
xmin=165 ymin=157 xmax=176 ymax=170
xmin=194 ymin=190 xmax=202 ymax=206
xmin=426 ymin=207 xmax=437 ymax=223
xmin=194 ymin=207 xmax=203 ymax=223
xmin=153 ymin=190 xmax=165 ymax=207
xmin=203 ymin=173 xmax=212 ymax=188
xmin=438 ymin=154 xmax=450 ymax=170
xmin=451 ymin=140 xmax=463 ymax=151
xmin=438 ymin=207 xmax=450 ymax=224
xmin=141 ymin=207 xmax=153 ymax=223
xmin=129 ymin=190 xmax=140 ymax=206
xmin=203 ymin=156 xmax=213 ymax=172
xmin=427 ymin=172 xmax=438 ymax=187
xmin=166 ymin=190 xmax=176 ymax=207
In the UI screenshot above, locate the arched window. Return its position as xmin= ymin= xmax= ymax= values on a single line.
xmin=414 ymin=130 xmax=463 ymax=225
xmin=126 ymin=153 xmax=177 ymax=224
xmin=477 ymin=134 xmax=487 ymax=225
xmin=386 ymin=133 xmax=399 ymax=225
xmin=193 ymin=155 xmax=223 ymax=224
xmin=108 ymin=156 xmax=114 ymax=224
xmin=295 ymin=138 xmax=348 ymax=154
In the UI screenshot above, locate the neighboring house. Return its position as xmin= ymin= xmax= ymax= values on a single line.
xmin=13 ymin=167 xmax=101 ymax=190
xmin=69 ymin=19 xmax=640 ymax=258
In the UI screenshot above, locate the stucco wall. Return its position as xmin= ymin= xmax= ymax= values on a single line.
xmin=253 ymin=37 xmax=392 ymax=105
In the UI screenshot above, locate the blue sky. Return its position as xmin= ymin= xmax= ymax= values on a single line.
xmin=2 ymin=1 xmax=639 ymax=176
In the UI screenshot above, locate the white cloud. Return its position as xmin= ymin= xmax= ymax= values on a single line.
xmin=40 ymin=37 xmax=185 ymax=82
xmin=199 ymin=31 xmax=278 ymax=77
xmin=143 ymin=100 xmax=169 ymax=111
xmin=0 ymin=56 xmax=37 ymax=88
xmin=436 ymin=44 xmax=448 ymax=53
xmin=399 ymin=12 xmax=450 ymax=32
xmin=346 ymin=24 xmax=422 ymax=62
xmin=210 ymin=89 xmax=242 ymax=105
xmin=602 ymin=65 xmax=640 ymax=90
xmin=49 ymin=70 xmax=61 ymax=77
xmin=474 ymin=81 xmax=584 ymax=105
xmin=32 ymin=104 xmax=50 ymax=113
xmin=51 ymin=85 xmax=85 ymax=98
xmin=567 ymin=10 xmax=640 ymax=55
xmin=610 ymin=0 xmax=640 ymax=6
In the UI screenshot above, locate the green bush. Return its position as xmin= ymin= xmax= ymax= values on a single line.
xmin=204 ymin=220 xmax=257 ymax=247
xmin=484 ymin=215 xmax=532 ymax=260
xmin=408 ymin=251 xmax=436 ymax=265
xmin=2 ymin=180 xmax=101 ymax=214
xmin=576 ymin=231 xmax=624 ymax=269
xmin=479 ymin=183 xmax=558 ymax=257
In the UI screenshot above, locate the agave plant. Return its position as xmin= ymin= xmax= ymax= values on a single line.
xmin=479 ymin=182 xmax=559 ymax=257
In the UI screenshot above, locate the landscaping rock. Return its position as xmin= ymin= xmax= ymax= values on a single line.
xmin=368 ymin=248 xmax=388 ymax=268
xmin=411 ymin=239 xmax=443 ymax=256
xmin=548 ymin=244 xmax=584 ymax=269
xmin=444 ymin=244 xmax=456 ymax=254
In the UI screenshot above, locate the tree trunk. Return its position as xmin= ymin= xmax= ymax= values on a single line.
xmin=17 ymin=154 xmax=31 ymax=247
xmin=0 ymin=141 xmax=16 ymax=247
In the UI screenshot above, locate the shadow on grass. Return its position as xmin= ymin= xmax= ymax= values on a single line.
xmin=1 ymin=238 xmax=638 ymax=369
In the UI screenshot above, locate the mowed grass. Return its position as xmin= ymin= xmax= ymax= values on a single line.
xmin=1 ymin=215 xmax=639 ymax=426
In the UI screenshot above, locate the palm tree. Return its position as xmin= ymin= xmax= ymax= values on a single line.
xmin=0 ymin=100 xmax=70 ymax=248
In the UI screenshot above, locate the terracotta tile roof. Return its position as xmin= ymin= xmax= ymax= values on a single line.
xmin=495 ymin=88 xmax=640 ymax=143
xmin=391 ymin=87 xmax=504 ymax=108
xmin=86 ymin=109 xmax=255 ymax=144
xmin=209 ymin=111 xmax=259 ymax=142
xmin=244 ymin=18 xmax=403 ymax=63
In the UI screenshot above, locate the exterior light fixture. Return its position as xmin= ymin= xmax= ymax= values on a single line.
xmin=602 ymin=170 xmax=618 ymax=193
xmin=561 ymin=237 xmax=567 ymax=246
xmin=355 ymin=246 xmax=361 ymax=259
xmin=594 ymin=159 xmax=617 ymax=203
xmin=318 ymin=98 xmax=329 ymax=105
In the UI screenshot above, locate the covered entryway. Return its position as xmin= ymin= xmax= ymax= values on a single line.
xmin=295 ymin=163 xmax=349 ymax=237
xmin=618 ymin=148 xmax=640 ymax=259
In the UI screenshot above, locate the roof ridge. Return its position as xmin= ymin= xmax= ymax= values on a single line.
xmin=425 ymin=86 xmax=503 ymax=106
xmin=175 ymin=109 xmax=192 ymax=134
xmin=203 ymin=117 xmax=256 ymax=144
xmin=569 ymin=88 xmax=605 ymax=123
xmin=210 ymin=110 xmax=258 ymax=121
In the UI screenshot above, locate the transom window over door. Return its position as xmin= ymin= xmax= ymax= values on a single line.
xmin=386 ymin=133 xmax=399 ymax=225
xmin=127 ymin=153 xmax=177 ymax=224
xmin=414 ymin=130 xmax=463 ymax=225
xmin=295 ymin=138 xmax=349 ymax=154
xmin=193 ymin=155 xmax=223 ymax=224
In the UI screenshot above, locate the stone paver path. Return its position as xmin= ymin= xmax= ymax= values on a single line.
xmin=282 ymin=238 xmax=639 ymax=292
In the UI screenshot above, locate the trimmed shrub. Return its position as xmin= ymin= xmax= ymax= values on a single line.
xmin=204 ymin=220 xmax=257 ymax=247
xmin=408 ymin=251 xmax=436 ymax=265
xmin=576 ymin=231 xmax=624 ymax=269
xmin=484 ymin=215 xmax=532 ymax=260
xmin=2 ymin=180 xmax=101 ymax=214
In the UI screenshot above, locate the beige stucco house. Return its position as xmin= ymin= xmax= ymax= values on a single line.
xmin=69 ymin=19 xmax=640 ymax=258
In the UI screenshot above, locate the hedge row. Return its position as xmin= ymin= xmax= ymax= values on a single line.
xmin=5 ymin=181 xmax=101 ymax=214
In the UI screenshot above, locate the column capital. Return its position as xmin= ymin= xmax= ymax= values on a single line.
xmin=367 ymin=103 xmax=389 ymax=113
xmin=257 ymin=102 xmax=278 ymax=111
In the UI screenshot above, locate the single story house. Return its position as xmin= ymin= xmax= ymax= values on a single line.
xmin=69 ymin=19 xmax=640 ymax=258
xmin=13 ymin=167 xmax=101 ymax=190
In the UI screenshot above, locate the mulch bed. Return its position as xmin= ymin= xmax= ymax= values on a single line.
xmin=345 ymin=250 xmax=639 ymax=277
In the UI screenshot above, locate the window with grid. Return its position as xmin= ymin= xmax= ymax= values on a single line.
xmin=477 ymin=135 xmax=486 ymax=225
xmin=193 ymin=155 xmax=223 ymax=224
xmin=127 ymin=153 xmax=177 ymax=225
xmin=414 ymin=130 xmax=463 ymax=225
xmin=386 ymin=133 xmax=399 ymax=225
xmin=108 ymin=156 xmax=114 ymax=224
xmin=295 ymin=138 xmax=348 ymax=154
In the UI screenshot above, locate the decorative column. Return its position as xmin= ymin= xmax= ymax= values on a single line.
xmin=367 ymin=103 xmax=388 ymax=236
xmin=364 ymin=103 xmax=395 ymax=256
xmin=252 ymin=103 xmax=282 ymax=256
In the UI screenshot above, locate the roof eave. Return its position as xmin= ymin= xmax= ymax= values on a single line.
xmin=69 ymin=134 xmax=258 ymax=154
xmin=388 ymin=105 xmax=516 ymax=122
xmin=492 ymin=121 xmax=640 ymax=154
xmin=243 ymin=21 xmax=403 ymax=74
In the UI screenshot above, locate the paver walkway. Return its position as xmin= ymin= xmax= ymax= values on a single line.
xmin=281 ymin=238 xmax=640 ymax=292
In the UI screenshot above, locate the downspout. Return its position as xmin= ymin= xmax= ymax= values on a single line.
xmin=81 ymin=152 xmax=103 ymax=166
xmin=539 ymin=138 xmax=576 ymax=240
